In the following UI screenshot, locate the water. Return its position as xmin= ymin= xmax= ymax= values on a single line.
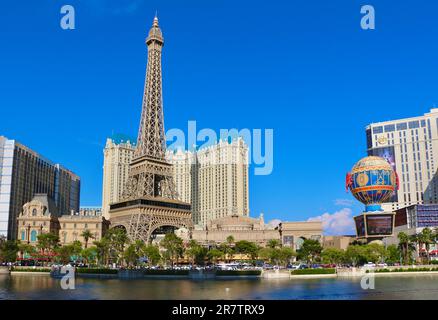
xmin=1 ymin=274 xmax=438 ymax=300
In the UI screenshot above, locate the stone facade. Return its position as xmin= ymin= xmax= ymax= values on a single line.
xmin=17 ymin=194 xmax=109 ymax=247
xmin=322 ymin=235 xmax=355 ymax=250
xmin=191 ymin=214 xmax=323 ymax=249
xmin=58 ymin=209 xmax=109 ymax=246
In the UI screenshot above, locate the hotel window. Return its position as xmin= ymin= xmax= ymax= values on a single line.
xmin=32 ymin=209 xmax=37 ymax=216
xmin=397 ymin=122 xmax=407 ymax=130
xmin=384 ymin=124 xmax=395 ymax=132
xmin=30 ymin=230 xmax=37 ymax=242
xmin=21 ymin=230 xmax=26 ymax=241
xmin=372 ymin=126 xmax=383 ymax=134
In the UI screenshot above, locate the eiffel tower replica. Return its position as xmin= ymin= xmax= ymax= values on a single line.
xmin=109 ymin=16 xmax=193 ymax=243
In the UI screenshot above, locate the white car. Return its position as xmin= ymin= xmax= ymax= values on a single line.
xmin=364 ymin=262 xmax=376 ymax=268
xmin=377 ymin=263 xmax=388 ymax=268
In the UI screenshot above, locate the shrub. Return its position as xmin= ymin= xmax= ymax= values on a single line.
xmin=76 ymin=268 xmax=118 ymax=274
xmin=12 ymin=267 xmax=51 ymax=272
xmin=291 ymin=268 xmax=336 ymax=275
xmin=143 ymin=269 xmax=189 ymax=276
xmin=374 ymin=267 xmax=438 ymax=273
xmin=216 ymin=270 xmax=261 ymax=276
xmin=292 ymin=268 xmax=337 ymax=275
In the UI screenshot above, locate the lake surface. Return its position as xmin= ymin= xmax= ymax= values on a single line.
xmin=1 ymin=274 xmax=438 ymax=300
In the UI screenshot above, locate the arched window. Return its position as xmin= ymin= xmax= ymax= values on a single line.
xmin=32 ymin=209 xmax=37 ymax=216
xmin=30 ymin=230 xmax=37 ymax=242
xmin=21 ymin=230 xmax=26 ymax=241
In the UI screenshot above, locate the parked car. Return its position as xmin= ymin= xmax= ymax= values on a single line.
xmin=377 ymin=263 xmax=388 ymax=268
xmin=364 ymin=262 xmax=376 ymax=268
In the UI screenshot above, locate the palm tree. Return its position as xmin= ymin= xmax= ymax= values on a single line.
xmin=81 ymin=229 xmax=94 ymax=249
xmin=267 ymin=239 xmax=281 ymax=249
xmin=419 ymin=228 xmax=434 ymax=264
xmin=398 ymin=232 xmax=414 ymax=265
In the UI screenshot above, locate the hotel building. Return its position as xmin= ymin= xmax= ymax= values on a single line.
xmin=102 ymin=137 xmax=249 ymax=227
xmin=166 ymin=137 xmax=249 ymax=227
xmin=366 ymin=108 xmax=438 ymax=211
xmin=101 ymin=137 xmax=136 ymax=219
xmin=0 ymin=136 xmax=80 ymax=239
xmin=17 ymin=194 xmax=109 ymax=248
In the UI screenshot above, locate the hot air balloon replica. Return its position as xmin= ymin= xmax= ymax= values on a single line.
xmin=346 ymin=156 xmax=399 ymax=242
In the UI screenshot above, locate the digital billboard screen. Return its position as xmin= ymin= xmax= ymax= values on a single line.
xmin=366 ymin=214 xmax=393 ymax=235
xmin=368 ymin=146 xmax=398 ymax=203
xmin=355 ymin=215 xmax=366 ymax=237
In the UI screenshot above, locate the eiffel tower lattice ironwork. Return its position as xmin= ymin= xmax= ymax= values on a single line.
xmin=109 ymin=16 xmax=193 ymax=243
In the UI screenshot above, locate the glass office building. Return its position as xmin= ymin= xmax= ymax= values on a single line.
xmin=0 ymin=136 xmax=80 ymax=239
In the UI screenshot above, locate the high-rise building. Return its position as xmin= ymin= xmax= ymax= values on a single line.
xmin=0 ymin=136 xmax=80 ymax=239
xmin=101 ymin=137 xmax=135 ymax=219
xmin=102 ymin=137 xmax=250 ymax=227
xmin=167 ymin=137 xmax=250 ymax=227
xmin=366 ymin=108 xmax=438 ymax=211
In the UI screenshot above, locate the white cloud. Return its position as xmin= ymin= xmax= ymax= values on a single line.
xmin=308 ymin=208 xmax=355 ymax=235
xmin=334 ymin=199 xmax=354 ymax=207
xmin=266 ymin=219 xmax=281 ymax=229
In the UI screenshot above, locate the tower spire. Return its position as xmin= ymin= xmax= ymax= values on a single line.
xmin=135 ymin=16 xmax=165 ymax=160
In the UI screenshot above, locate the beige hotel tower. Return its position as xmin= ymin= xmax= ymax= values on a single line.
xmin=101 ymin=137 xmax=135 ymax=219
xmin=366 ymin=108 xmax=438 ymax=211
xmin=102 ymin=137 xmax=249 ymax=227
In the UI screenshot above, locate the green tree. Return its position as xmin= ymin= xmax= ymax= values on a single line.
xmin=143 ymin=245 xmax=161 ymax=266
xmin=418 ymin=228 xmax=434 ymax=264
xmin=267 ymin=239 xmax=281 ymax=249
xmin=398 ymin=232 xmax=414 ymax=265
xmin=93 ymin=238 xmax=110 ymax=266
xmin=258 ymin=247 xmax=274 ymax=262
xmin=345 ymin=245 xmax=367 ymax=267
xmin=17 ymin=242 xmax=36 ymax=260
xmin=36 ymin=232 xmax=60 ymax=255
xmin=160 ymin=233 xmax=184 ymax=267
xmin=81 ymin=229 xmax=94 ymax=249
xmin=186 ymin=240 xmax=201 ymax=265
xmin=81 ymin=246 xmax=98 ymax=266
xmin=124 ymin=244 xmax=139 ymax=267
xmin=365 ymin=243 xmax=387 ymax=264
xmin=385 ymin=244 xmax=401 ymax=265
xmin=56 ymin=245 xmax=74 ymax=265
xmin=219 ymin=242 xmax=234 ymax=263
xmin=71 ymin=240 xmax=83 ymax=260
xmin=235 ymin=240 xmax=259 ymax=260
xmin=105 ymin=228 xmax=129 ymax=266
xmin=0 ymin=240 xmax=19 ymax=263
xmin=321 ymin=248 xmax=345 ymax=265
xmin=297 ymin=239 xmax=323 ymax=266
xmin=278 ymin=247 xmax=296 ymax=266
xmin=207 ymin=248 xmax=223 ymax=266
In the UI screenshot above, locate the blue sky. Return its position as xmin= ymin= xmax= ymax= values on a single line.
xmin=1 ymin=1 xmax=437 ymax=234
